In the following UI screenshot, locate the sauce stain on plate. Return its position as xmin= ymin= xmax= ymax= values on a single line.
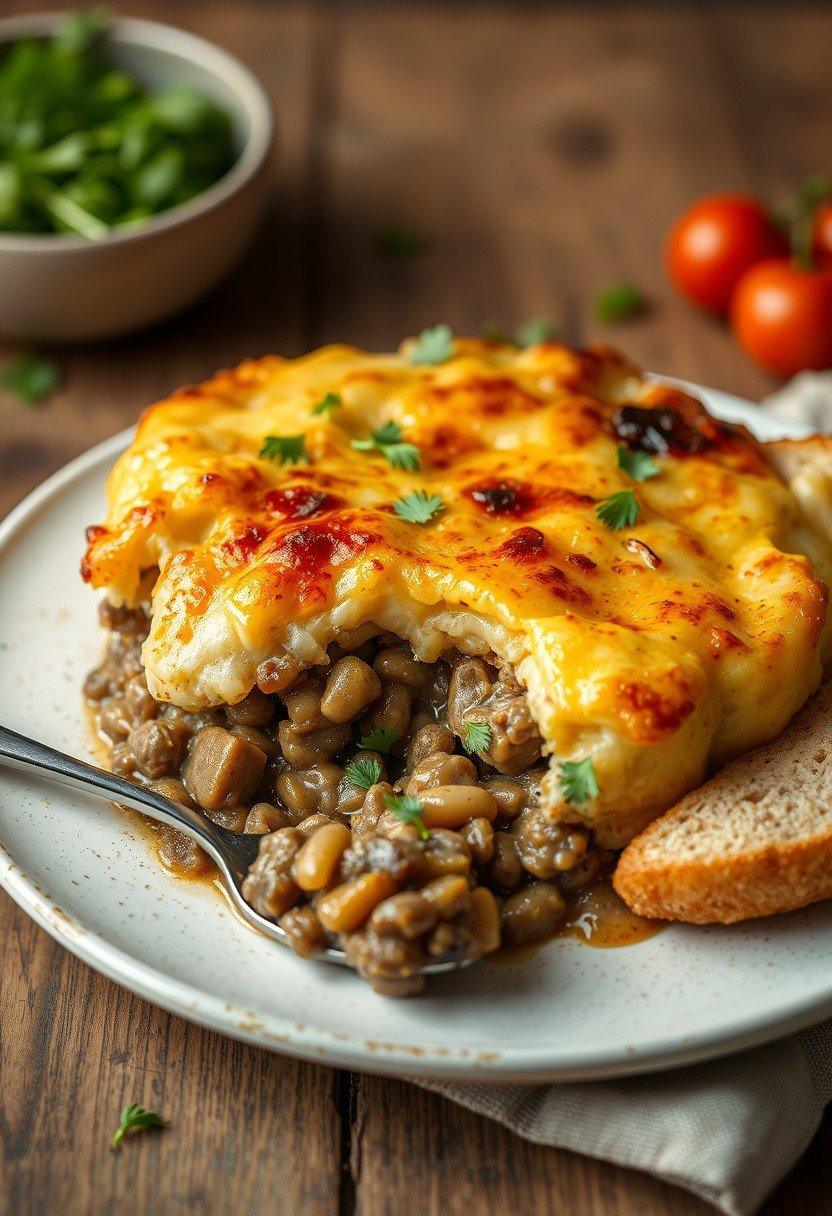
xmin=492 ymin=877 xmax=661 ymax=964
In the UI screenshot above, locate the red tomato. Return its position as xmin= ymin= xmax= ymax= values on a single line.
xmin=667 ymin=194 xmax=785 ymax=313
xmin=813 ymin=202 xmax=832 ymax=266
xmin=730 ymin=258 xmax=832 ymax=376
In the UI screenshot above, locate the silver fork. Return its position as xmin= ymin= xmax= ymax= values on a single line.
xmin=0 ymin=724 xmax=464 ymax=977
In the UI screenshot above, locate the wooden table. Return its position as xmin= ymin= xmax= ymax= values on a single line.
xmin=2 ymin=3 xmax=831 ymax=1212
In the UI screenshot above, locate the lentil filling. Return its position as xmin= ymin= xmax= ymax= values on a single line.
xmin=85 ymin=600 xmax=611 ymax=995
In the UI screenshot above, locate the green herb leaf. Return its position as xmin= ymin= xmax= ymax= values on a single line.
xmin=311 ymin=391 xmax=341 ymax=416
xmin=351 ymin=421 xmax=422 ymax=472
xmin=111 ymin=1103 xmax=167 ymax=1151
xmin=384 ymin=445 xmax=422 ymax=472
xmin=382 ymin=792 xmax=430 ymax=840
xmin=594 ymin=283 xmax=646 ymax=324
xmin=259 ymin=434 xmax=308 ymax=465
xmin=463 ymin=720 xmax=493 ymax=756
xmin=133 ymin=146 xmax=184 ymax=207
xmin=409 ymin=324 xmax=455 ymax=366
xmin=372 ymin=421 xmax=403 ymax=445
xmin=358 ymin=727 xmax=399 ymax=754
xmin=558 ymin=757 xmax=599 ymax=805
xmin=375 ymin=225 xmax=427 ymax=258
xmin=152 ymin=87 xmax=216 ymax=136
xmin=515 ymin=316 xmax=558 ymax=347
xmin=596 ymin=488 xmax=639 ymax=530
xmin=1 ymin=353 xmax=59 ymax=404
xmin=40 ymin=189 xmax=110 ymax=239
xmin=0 ymin=16 xmax=235 ymax=239
xmin=616 ymin=445 xmax=660 ymax=483
xmin=55 ymin=7 xmax=110 ymax=55
xmin=392 ymin=490 xmax=445 ymax=525
xmin=482 ymin=323 xmax=512 ymax=344
xmin=344 ymin=755 xmax=383 ymax=790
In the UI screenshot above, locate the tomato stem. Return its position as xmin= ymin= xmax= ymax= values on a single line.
xmin=782 ymin=173 xmax=832 ymax=272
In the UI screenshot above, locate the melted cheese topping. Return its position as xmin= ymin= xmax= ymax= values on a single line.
xmin=82 ymin=339 xmax=832 ymax=845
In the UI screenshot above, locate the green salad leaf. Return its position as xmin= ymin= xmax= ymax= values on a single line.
xmin=0 ymin=10 xmax=236 ymax=237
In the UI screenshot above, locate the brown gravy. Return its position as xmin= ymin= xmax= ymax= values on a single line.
xmin=124 ymin=797 xmax=662 ymax=954
xmin=89 ymin=705 xmax=662 ymax=955
xmin=493 ymin=875 xmax=662 ymax=963
xmin=561 ymin=878 xmax=662 ymax=947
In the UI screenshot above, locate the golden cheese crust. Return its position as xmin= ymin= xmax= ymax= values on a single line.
xmin=82 ymin=338 xmax=832 ymax=845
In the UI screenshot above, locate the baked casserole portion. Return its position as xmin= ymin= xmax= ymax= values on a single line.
xmin=81 ymin=336 xmax=832 ymax=990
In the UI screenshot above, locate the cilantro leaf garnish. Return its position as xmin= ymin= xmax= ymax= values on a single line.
xmin=382 ymin=792 xmax=430 ymax=840
xmin=616 ymin=445 xmax=660 ymax=483
xmin=515 ymin=316 xmax=558 ymax=347
xmin=351 ymin=421 xmax=422 ymax=471
xmin=344 ymin=755 xmax=383 ymax=790
xmin=596 ymin=488 xmax=639 ymax=530
xmin=463 ymin=720 xmax=493 ymax=755
xmin=259 ymin=434 xmax=308 ymax=465
xmin=409 ymin=324 xmax=455 ymax=366
xmin=380 ymin=443 xmax=422 ymax=471
xmin=482 ymin=318 xmax=558 ymax=347
xmin=370 ymin=421 xmax=403 ymax=445
xmin=594 ymin=283 xmax=646 ymax=324
xmin=55 ymin=7 xmax=110 ymax=55
xmin=111 ymin=1103 xmax=167 ymax=1151
xmin=0 ymin=353 xmax=59 ymax=404
xmin=558 ymin=757 xmax=599 ymax=805
xmin=392 ymin=490 xmax=445 ymax=525
xmin=482 ymin=323 xmax=511 ymax=344
xmin=375 ymin=225 xmax=427 ymax=257
xmin=358 ymin=727 xmax=399 ymax=754
xmin=311 ymin=391 xmax=341 ymax=416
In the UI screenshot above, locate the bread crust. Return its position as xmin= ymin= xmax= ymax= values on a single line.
xmin=613 ymin=681 xmax=832 ymax=923
xmin=764 ymin=435 xmax=832 ymax=481
xmin=614 ymin=836 xmax=832 ymax=924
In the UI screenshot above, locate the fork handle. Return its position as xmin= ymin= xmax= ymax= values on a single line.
xmin=0 ymin=723 xmax=253 ymax=879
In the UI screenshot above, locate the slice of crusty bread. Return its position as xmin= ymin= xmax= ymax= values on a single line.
xmin=613 ymin=680 xmax=832 ymax=924
xmin=764 ymin=434 xmax=832 ymax=482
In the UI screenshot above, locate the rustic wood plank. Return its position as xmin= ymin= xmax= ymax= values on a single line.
xmin=321 ymin=5 xmax=832 ymax=1214
xmin=317 ymin=1 xmax=832 ymax=400
xmin=0 ymin=893 xmax=342 ymax=1216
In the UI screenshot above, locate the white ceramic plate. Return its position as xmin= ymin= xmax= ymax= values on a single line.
xmin=1 ymin=385 xmax=830 ymax=1084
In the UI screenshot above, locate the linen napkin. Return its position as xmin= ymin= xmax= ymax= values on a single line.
xmin=414 ymin=374 xmax=832 ymax=1215
xmin=761 ymin=370 xmax=832 ymax=433
xmin=415 ymin=1022 xmax=832 ymax=1215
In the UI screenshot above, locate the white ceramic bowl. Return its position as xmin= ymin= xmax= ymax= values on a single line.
xmin=0 ymin=13 xmax=273 ymax=343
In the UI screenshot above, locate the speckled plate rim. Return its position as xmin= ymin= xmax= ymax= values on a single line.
xmin=2 ymin=383 xmax=831 ymax=1085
